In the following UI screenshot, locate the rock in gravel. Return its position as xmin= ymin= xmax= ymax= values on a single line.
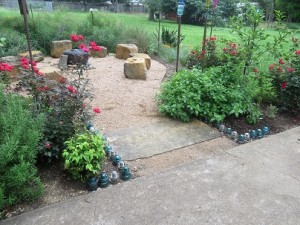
xmin=51 ymin=40 xmax=72 ymax=58
xmin=19 ymin=50 xmax=45 ymax=62
xmin=124 ymin=57 xmax=147 ymax=80
xmin=129 ymin=53 xmax=151 ymax=69
xmin=116 ymin=44 xmax=138 ymax=60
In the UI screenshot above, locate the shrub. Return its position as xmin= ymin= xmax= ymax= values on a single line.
xmin=0 ymin=30 xmax=28 ymax=57
xmin=157 ymin=66 xmax=257 ymax=123
xmin=62 ymin=131 xmax=106 ymax=181
xmin=269 ymin=51 xmax=300 ymax=111
xmin=160 ymin=26 xmax=184 ymax=48
xmin=0 ymin=85 xmax=44 ymax=212
xmin=15 ymin=58 xmax=98 ymax=161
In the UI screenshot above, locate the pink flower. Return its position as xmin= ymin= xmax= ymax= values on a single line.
xmin=67 ymin=85 xmax=77 ymax=93
xmin=287 ymin=67 xmax=294 ymax=73
xmin=31 ymin=60 xmax=37 ymax=66
xmin=279 ymin=58 xmax=285 ymax=64
xmin=253 ymin=68 xmax=259 ymax=73
xmin=281 ymin=81 xmax=287 ymax=89
xmin=71 ymin=34 xmax=79 ymax=42
xmin=295 ymin=50 xmax=300 ymax=55
xmin=44 ymin=142 xmax=52 ymax=149
xmin=59 ymin=77 xmax=67 ymax=83
xmin=212 ymin=0 xmax=219 ymax=10
xmin=232 ymin=43 xmax=237 ymax=49
xmin=79 ymin=43 xmax=87 ymax=49
xmin=0 ymin=63 xmax=14 ymax=72
xmin=269 ymin=64 xmax=275 ymax=70
xmin=230 ymin=51 xmax=237 ymax=56
xmin=93 ymin=107 xmax=101 ymax=114
xmin=82 ymin=47 xmax=89 ymax=52
xmin=77 ymin=35 xmax=84 ymax=41
xmin=91 ymin=45 xmax=102 ymax=52
xmin=210 ymin=36 xmax=216 ymax=41
xmin=89 ymin=41 xmax=97 ymax=47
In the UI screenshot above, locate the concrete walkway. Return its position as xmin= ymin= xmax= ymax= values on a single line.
xmin=2 ymin=127 xmax=300 ymax=225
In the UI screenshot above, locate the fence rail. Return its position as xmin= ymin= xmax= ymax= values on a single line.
xmin=0 ymin=0 xmax=147 ymax=13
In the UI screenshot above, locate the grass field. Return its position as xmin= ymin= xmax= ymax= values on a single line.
xmin=1 ymin=8 xmax=299 ymax=50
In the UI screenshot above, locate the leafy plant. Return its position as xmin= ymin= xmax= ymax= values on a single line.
xmin=157 ymin=66 xmax=256 ymax=123
xmin=62 ymin=132 xmax=106 ymax=181
xmin=161 ymin=26 xmax=184 ymax=48
xmin=0 ymin=85 xmax=44 ymax=212
xmin=265 ymin=104 xmax=278 ymax=119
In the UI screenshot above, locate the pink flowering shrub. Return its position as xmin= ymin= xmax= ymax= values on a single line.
xmin=1 ymin=57 xmax=101 ymax=161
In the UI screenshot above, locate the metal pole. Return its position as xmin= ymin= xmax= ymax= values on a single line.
xmin=176 ymin=16 xmax=181 ymax=72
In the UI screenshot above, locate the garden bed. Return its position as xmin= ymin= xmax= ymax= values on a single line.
xmin=2 ymin=57 xmax=300 ymax=220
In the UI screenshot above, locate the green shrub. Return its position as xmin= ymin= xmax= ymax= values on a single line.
xmin=160 ymin=26 xmax=184 ymax=48
xmin=62 ymin=132 xmax=106 ymax=181
xmin=0 ymin=29 xmax=28 ymax=57
xmin=0 ymin=85 xmax=44 ymax=212
xmin=123 ymin=27 xmax=152 ymax=53
xmin=157 ymin=66 xmax=257 ymax=123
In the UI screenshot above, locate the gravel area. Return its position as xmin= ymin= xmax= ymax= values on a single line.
xmin=88 ymin=55 xmax=166 ymax=133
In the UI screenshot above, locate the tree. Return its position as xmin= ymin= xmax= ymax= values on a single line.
xmin=275 ymin=0 xmax=300 ymax=22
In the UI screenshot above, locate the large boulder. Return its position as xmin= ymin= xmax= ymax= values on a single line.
xmin=129 ymin=53 xmax=151 ymax=70
xmin=18 ymin=50 xmax=44 ymax=62
xmin=124 ymin=57 xmax=147 ymax=80
xmin=116 ymin=44 xmax=138 ymax=60
xmin=51 ymin=40 xmax=72 ymax=58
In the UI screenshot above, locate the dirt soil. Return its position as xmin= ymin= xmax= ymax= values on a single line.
xmin=2 ymin=55 xmax=300 ymax=219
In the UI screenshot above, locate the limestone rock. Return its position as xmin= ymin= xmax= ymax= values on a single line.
xmin=51 ymin=40 xmax=72 ymax=58
xmin=116 ymin=44 xmax=138 ymax=60
xmin=129 ymin=53 xmax=151 ymax=69
xmin=90 ymin=46 xmax=108 ymax=58
xmin=58 ymin=55 xmax=68 ymax=70
xmin=38 ymin=66 xmax=63 ymax=82
xmin=124 ymin=57 xmax=147 ymax=80
xmin=18 ymin=51 xmax=44 ymax=62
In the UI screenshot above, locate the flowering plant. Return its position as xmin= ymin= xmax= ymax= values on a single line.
xmin=1 ymin=57 xmax=102 ymax=161
xmin=70 ymin=34 xmax=103 ymax=54
xmin=0 ymin=62 xmax=14 ymax=83
xmin=269 ymin=48 xmax=300 ymax=110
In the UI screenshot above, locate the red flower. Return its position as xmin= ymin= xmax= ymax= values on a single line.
xmin=59 ymin=77 xmax=67 ymax=83
xmin=0 ymin=63 xmax=14 ymax=72
xmin=232 ymin=43 xmax=237 ymax=49
xmin=269 ymin=64 xmax=275 ymax=70
xmin=93 ymin=107 xmax=101 ymax=114
xmin=77 ymin=35 xmax=84 ymax=41
xmin=31 ymin=60 xmax=37 ymax=66
xmin=287 ymin=67 xmax=294 ymax=73
xmin=89 ymin=41 xmax=97 ymax=47
xmin=201 ymin=50 xmax=206 ymax=55
xmin=82 ymin=47 xmax=89 ymax=52
xmin=277 ymin=67 xmax=283 ymax=73
xmin=91 ymin=45 xmax=102 ymax=52
xmin=279 ymin=58 xmax=285 ymax=64
xmin=71 ymin=34 xmax=79 ymax=42
xmin=79 ymin=43 xmax=87 ymax=49
xmin=281 ymin=81 xmax=287 ymax=89
xmin=230 ymin=51 xmax=237 ymax=56
xmin=210 ymin=36 xmax=216 ymax=41
xmin=44 ymin=142 xmax=52 ymax=149
xmin=295 ymin=50 xmax=300 ymax=55
xmin=67 ymin=85 xmax=77 ymax=93
xmin=253 ymin=68 xmax=259 ymax=73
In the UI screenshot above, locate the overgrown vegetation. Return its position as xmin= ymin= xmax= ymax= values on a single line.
xmin=0 ymin=85 xmax=44 ymax=213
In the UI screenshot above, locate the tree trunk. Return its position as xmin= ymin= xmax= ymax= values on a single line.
xmin=148 ymin=8 xmax=155 ymax=21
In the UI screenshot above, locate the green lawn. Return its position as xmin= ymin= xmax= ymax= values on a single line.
xmin=0 ymin=8 xmax=299 ymax=50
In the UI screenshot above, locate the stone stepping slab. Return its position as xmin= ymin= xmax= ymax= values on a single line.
xmin=107 ymin=118 xmax=221 ymax=160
